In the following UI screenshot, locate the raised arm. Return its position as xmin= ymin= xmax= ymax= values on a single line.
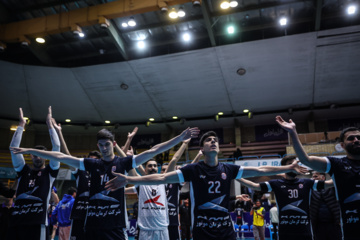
xmin=238 ymin=178 xmax=261 ymax=191
xmin=114 ymin=144 xmax=127 ymax=158
xmin=123 ymin=127 xmax=138 ymax=154
xmin=9 ymin=108 xmax=26 ymax=171
xmin=166 ymin=139 xmax=190 ymax=173
xmin=10 ymin=147 xmax=82 ymax=169
xmin=46 ymin=107 xmax=60 ymax=170
xmin=52 ymin=118 xmax=70 ymax=155
xmin=51 ymin=118 xmax=76 ymax=171
xmin=134 ymin=127 xmax=200 ymax=166
xmin=191 ymin=150 xmax=203 ymax=164
xmin=105 ymin=171 xmax=180 ymax=191
xmin=241 ymin=160 xmax=308 ymax=178
xmin=276 ymin=116 xmax=328 ymax=172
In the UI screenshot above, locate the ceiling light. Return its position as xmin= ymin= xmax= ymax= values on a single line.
xmin=229 ymin=1 xmax=238 ymax=8
xmin=137 ymin=41 xmax=145 ymax=49
xmin=214 ymin=114 xmax=219 ymax=121
xmin=248 ymin=112 xmax=253 ymax=119
xmin=105 ymin=120 xmax=111 ymax=124
xmin=149 ymin=118 xmax=155 ymax=121
xmin=177 ymin=7 xmax=186 ymax=17
xmin=347 ymin=5 xmax=357 ymax=15
xmin=169 ymin=8 xmax=178 ymax=19
xmin=192 ymin=1 xmax=201 ymax=7
xmin=36 ymin=37 xmax=45 ymax=43
xmin=279 ymin=17 xmax=287 ymax=26
xmin=243 ymin=109 xmax=249 ymax=113
xmin=23 ymin=117 xmax=29 ymax=121
xmin=227 ymin=26 xmax=235 ymax=34
xmin=220 ymin=1 xmax=230 ymax=9
xmin=122 ymin=22 xmax=128 ymax=28
xmin=78 ymin=32 xmax=85 ymax=38
xmin=65 ymin=119 xmax=71 ymax=122
xmin=128 ymin=17 xmax=136 ymax=27
xmin=182 ymin=33 xmax=191 ymax=42
xmin=172 ymin=116 xmax=178 ymax=119
xmin=218 ymin=112 xmax=224 ymax=115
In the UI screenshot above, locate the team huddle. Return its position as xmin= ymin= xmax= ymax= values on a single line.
xmin=5 ymin=107 xmax=360 ymax=240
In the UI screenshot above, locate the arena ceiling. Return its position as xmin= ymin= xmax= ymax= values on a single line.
xmin=0 ymin=0 xmax=360 ymax=133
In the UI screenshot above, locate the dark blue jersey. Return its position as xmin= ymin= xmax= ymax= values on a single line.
xmin=178 ymin=162 xmax=242 ymax=240
xmin=260 ymin=178 xmax=323 ymax=239
xmin=10 ymin=164 xmax=59 ymax=226
xmin=70 ymin=169 xmax=90 ymax=220
xmin=166 ymin=183 xmax=182 ymax=226
xmin=83 ymin=156 xmax=133 ymax=229
xmin=326 ymin=156 xmax=360 ymax=239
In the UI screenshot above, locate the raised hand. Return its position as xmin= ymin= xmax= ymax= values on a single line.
xmin=126 ymin=146 xmax=134 ymax=156
xmin=275 ymin=116 xmax=296 ymax=133
xmin=51 ymin=118 xmax=61 ymax=132
xmin=105 ymin=172 xmax=127 ymax=191
xmin=10 ymin=147 xmax=30 ymax=155
xmin=237 ymin=194 xmax=251 ymax=202
xmin=128 ymin=127 xmax=138 ymax=138
xmin=290 ymin=160 xmax=309 ymax=175
xmin=180 ymin=127 xmax=200 ymax=141
xmin=18 ymin=108 xmax=26 ymax=128
xmin=46 ymin=106 xmax=53 ymax=127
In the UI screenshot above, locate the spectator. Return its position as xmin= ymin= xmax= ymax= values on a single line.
xmin=52 ymin=187 xmax=77 ymax=240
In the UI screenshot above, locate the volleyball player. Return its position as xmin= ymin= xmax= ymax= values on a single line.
xmin=9 ymin=107 xmax=60 ymax=240
xmin=240 ymin=155 xmax=333 ymax=240
xmin=276 ymin=116 xmax=360 ymax=240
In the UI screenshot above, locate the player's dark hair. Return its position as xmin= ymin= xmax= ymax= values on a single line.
xmin=68 ymin=187 xmax=77 ymax=195
xmin=340 ymin=127 xmax=360 ymax=142
xmin=97 ymin=129 xmax=115 ymax=142
xmin=280 ymin=155 xmax=297 ymax=166
xmin=88 ymin=150 xmax=101 ymax=159
xmin=34 ymin=145 xmax=47 ymax=151
xmin=144 ymin=159 xmax=157 ymax=167
xmin=199 ymin=131 xmax=218 ymax=147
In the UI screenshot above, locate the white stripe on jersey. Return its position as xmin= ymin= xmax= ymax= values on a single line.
xmin=265 ymin=182 xmax=272 ymax=192
xmin=190 ymin=181 xmax=195 ymax=229
xmin=235 ymin=166 xmax=244 ymax=179
xmin=176 ymin=169 xmax=185 ymax=184
xmin=312 ymin=180 xmax=318 ymax=191
xmin=324 ymin=157 xmax=331 ymax=173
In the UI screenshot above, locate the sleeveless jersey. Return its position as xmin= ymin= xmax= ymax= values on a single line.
xmin=260 ymin=178 xmax=323 ymax=239
xmin=326 ymin=156 xmax=360 ymax=239
xmin=253 ymin=207 xmax=265 ymax=226
xmin=177 ymin=162 xmax=242 ymax=240
xmin=10 ymin=164 xmax=59 ymax=226
xmin=70 ymin=169 xmax=90 ymax=220
xmin=166 ymin=183 xmax=182 ymax=226
xmin=83 ymin=156 xmax=133 ymax=229
xmin=136 ymin=184 xmax=169 ymax=230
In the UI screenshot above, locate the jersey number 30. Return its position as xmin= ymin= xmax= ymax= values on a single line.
xmin=208 ymin=181 xmax=221 ymax=193
xmin=288 ymin=189 xmax=298 ymax=198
